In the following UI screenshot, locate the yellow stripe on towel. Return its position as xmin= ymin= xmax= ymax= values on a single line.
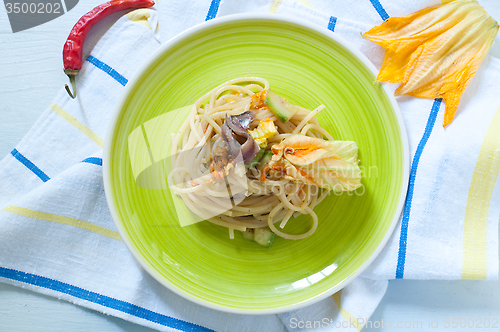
xmin=463 ymin=104 xmax=500 ymax=279
xmin=50 ymin=103 xmax=104 ymax=148
xmin=269 ymin=0 xmax=312 ymax=13
xmin=269 ymin=0 xmax=281 ymax=13
xmin=332 ymin=292 xmax=362 ymax=331
xmin=299 ymin=0 xmax=313 ymax=8
xmin=2 ymin=206 xmax=121 ymax=241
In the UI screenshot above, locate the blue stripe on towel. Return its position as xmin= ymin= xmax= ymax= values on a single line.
xmin=327 ymin=16 xmax=337 ymax=32
xmin=396 ymin=99 xmax=442 ymax=279
xmin=205 ymin=0 xmax=221 ymax=21
xmin=81 ymin=157 xmax=103 ymax=166
xmin=369 ymin=0 xmax=389 ymax=20
xmin=0 ymin=266 xmax=214 ymax=332
xmin=86 ymin=55 xmax=128 ymax=86
xmin=10 ymin=149 xmax=50 ymax=182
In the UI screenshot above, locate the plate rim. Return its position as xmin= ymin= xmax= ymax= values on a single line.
xmin=103 ymin=12 xmax=410 ymax=315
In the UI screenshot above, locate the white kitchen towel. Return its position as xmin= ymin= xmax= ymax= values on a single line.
xmin=1 ymin=1 xmax=499 ymax=332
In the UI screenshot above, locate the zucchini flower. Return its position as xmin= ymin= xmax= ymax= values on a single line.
xmin=363 ymin=0 xmax=499 ymax=127
xmin=269 ymin=134 xmax=362 ymax=192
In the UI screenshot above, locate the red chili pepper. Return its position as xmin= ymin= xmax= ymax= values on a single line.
xmin=63 ymin=0 xmax=155 ymax=98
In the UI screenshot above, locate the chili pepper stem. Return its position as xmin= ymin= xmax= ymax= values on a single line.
xmin=65 ymin=75 xmax=77 ymax=99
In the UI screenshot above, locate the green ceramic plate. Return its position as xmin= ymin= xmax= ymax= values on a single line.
xmin=103 ymin=14 xmax=409 ymax=314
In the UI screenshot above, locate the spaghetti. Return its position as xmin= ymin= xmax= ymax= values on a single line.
xmin=168 ymin=77 xmax=361 ymax=242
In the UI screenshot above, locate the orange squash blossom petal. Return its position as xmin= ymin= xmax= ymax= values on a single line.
xmin=363 ymin=0 xmax=499 ymax=127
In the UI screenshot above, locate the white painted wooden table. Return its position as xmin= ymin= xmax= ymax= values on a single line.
xmin=1 ymin=1 xmax=500 ymax=331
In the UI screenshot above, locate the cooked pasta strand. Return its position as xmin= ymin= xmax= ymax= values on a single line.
xmin=168 ymin=77 xmax=333 ymax=241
